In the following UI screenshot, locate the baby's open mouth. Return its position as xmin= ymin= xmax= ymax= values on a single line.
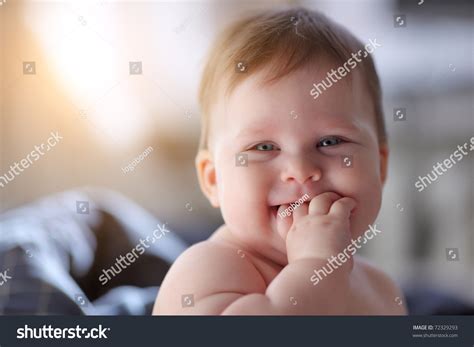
xmin=270 ymin=205 xmax=280 ymax=218
xmin=269 ymin=202 xmax=302 ymax=219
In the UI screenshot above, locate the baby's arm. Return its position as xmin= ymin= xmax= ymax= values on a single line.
xmin=154 ymin=193 xmax=356 ymax=315
xmin=153 ymin=241 xmax=268 ymax=315
xmin=153 ymin=242 xmax=349 ymax=315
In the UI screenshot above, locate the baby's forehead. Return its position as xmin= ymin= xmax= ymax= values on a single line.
xmin=221 ymin=64 xmax=371 ymax=124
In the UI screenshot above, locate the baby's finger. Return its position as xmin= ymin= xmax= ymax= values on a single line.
xmin=308 ymin=192 xmax=342 ymax=215
xmin=328 ymin=197 xmax=356 ymax=219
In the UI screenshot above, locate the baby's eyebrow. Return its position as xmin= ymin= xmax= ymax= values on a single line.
xmin=322 ymin=123 xmax=361 ymax=133
xmin=234 ymin=123 xmax=275 ymax=139
xmin=236 ymin=127 xmax=267 ymax=138
xmin=235 ymin=120 xmax=360 ymax=140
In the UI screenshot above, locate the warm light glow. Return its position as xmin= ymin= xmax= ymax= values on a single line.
xmin=24 ymin=1 xmax=150 ymax=148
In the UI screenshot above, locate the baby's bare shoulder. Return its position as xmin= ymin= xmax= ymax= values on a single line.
xmin=153 ymin=240 xmax=266 ymax=315
xmin=352 ymin=256 xmax=406 ymax=315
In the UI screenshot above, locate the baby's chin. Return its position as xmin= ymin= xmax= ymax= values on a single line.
xmin=223 ymin=211 xmax=287 ymax=253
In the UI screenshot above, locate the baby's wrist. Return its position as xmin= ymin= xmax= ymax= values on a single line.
xmin=288 ymin=248 xmax=346 ymax=265
xmin=289 ymin=253 xmax=354 ymax=275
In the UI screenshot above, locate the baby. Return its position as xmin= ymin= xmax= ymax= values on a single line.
xmin=153 ymin=7 xmax=406 ymax=315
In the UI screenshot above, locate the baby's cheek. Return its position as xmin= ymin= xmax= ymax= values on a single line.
xmin=351 ymin=177 xmax=383 ymax=238
xmin=332 ymin=163 xmax=382 ymax=236
xmin=218 ymin=170 xmax=271 ymax=229
xmin=220 ymin=199 xmax=272 ymax=245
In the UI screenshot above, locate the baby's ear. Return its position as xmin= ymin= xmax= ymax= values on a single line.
xmin=379 ymin=143 xmax=389 ymax=186
xmin=195 ymin=149 xmax=220 ymax=208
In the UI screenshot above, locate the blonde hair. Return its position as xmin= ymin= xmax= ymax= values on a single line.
xmin=198 ymin=7 xmax=386 ymax=150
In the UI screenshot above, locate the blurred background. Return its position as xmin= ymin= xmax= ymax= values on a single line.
xmin=0 ymin=0 xmax=473 ymax=311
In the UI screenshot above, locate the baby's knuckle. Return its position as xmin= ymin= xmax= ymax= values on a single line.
xmin=317 ymin=216 xmax=337 ymax=226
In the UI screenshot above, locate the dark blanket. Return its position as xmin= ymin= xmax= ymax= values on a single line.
xmin=0 ymin=188 xmax=187 ymax=315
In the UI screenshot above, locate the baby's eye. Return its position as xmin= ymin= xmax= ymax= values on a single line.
xmin=252 ymin=143 xmax=277 ymax=151
xmin=317 ymin=136 xmax=344 ymax=147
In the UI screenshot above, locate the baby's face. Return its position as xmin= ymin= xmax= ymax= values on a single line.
xmin=200 ymin=61 xmax=388 ymax=265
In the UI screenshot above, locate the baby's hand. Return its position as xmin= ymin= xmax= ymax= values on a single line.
xmin=278 ymin=192 xmax=356 ymax=266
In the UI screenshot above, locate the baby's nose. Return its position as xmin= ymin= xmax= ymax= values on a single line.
xmin=280 ymin=157 xmax=322 ymax=184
